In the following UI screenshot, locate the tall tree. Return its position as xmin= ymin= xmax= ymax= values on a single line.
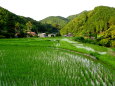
xmin=26 ymin=21 xmax=32 ymax=32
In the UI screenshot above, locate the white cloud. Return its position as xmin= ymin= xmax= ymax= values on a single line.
xmin=0 ymin=0 xmax=115 ymax=21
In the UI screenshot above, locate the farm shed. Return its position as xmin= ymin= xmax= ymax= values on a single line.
xmin=38 ymin=33 xmax=47 ymax=37
xmin=27 ymin=32 xmax=37 ymax=37
xmin=48 ymin=33 xmax=56 ymax=37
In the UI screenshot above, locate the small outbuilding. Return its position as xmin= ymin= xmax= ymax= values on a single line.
xmin=48 ymin=33 xmax=56 ymax=37
xmin=38 ymin=33 xmax=47 ymax=37
xmin=27 ymin=32 xmax=37 ymax=37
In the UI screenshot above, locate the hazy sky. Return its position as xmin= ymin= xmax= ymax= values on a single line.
xmin=0 ymin=0 xmax=115 ymax=21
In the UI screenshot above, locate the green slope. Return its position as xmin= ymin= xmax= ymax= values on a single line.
xmin=67 ymin=14 xmax=78 ymax=21
xmin=60 ymin=6 xmax=115 ymax=47
xmin=40 ymin=16 xmax=69 ymax=30
xmin=0 ymin=7 xmax=58 ymax=38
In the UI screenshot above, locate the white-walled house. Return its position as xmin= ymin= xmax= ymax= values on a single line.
xmin=48 ymin=33 xmax=56 ymax=37
xmin=38 ymin=33 xmax=56 ymax=37
xmin=38 ymin=33 xmax=47 ymax=37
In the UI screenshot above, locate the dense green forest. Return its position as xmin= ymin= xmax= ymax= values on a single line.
xmin=0 ymin=6 xmax=58 ymax=38
xmin=67 ymin=14 xmax=80 ymax=21
xmin=40 ymin=16 xmax=69 ymax=30
xmin=40 ymin=15 xmax=79 ymax=30
xmin=60 ymin=6 xmax=115 ymax=47
xmin=0 ymin=6 xmax=115 ymax=47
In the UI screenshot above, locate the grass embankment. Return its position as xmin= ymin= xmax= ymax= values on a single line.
xmin=58 ymin=37 xmax=115 ymax=68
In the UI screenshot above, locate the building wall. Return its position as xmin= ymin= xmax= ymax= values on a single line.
xmin=38 ymin=33 xmax=47 ymax=37
xmin=48 ymin=34 xmax=56 ymax=37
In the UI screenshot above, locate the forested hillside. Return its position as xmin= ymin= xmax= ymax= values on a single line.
xmin=40 ymin=16 xmax=69 ymax=30
xmin=60 ymin=6 xmax=115 ymax=47
xmin=0 ymin=6 xmax=115 ymax=47
xmin=67 ymin=15 xmax=77 ymax=21
xmin=0 ymin=7 xmax=58 ymax=38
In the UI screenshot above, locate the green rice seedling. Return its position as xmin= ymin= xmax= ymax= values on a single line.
xmin=0 ymin=38 xmax=114 ymax=86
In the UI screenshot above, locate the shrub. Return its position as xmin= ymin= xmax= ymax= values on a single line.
xmin=73 ymin=37 xmax=85 ymax=42
xmin=110 ymin=40 xmax=115 ymax=47
xmin=84 ymin=38 xmax=97 ymax=44
xmin=99 ymin=38 xmax=110 ymax=47
xmin=74 ymin=37 xmax=97 ymax=44
xmin=0 ymin=35 xmax=5 ymax=38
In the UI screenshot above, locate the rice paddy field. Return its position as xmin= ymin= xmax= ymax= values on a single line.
xmin=0 ymin=38 xmax=114 ymax=86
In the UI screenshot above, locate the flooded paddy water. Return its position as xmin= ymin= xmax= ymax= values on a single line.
xmin=0 ymin=38 xmax=114 ymax=86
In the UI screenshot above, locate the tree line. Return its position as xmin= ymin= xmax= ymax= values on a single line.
xmin=0 ymin=7 xmax=58 ymax=38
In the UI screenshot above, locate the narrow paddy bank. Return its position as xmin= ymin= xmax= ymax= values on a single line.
xmin=55 ymin=38 xmax=115 ymax=68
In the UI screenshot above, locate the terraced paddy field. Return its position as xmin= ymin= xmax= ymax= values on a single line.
xmin=0 ymin=38 xmax=114 ymax=86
